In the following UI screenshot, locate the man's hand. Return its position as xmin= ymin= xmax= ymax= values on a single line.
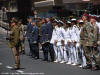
xmin=40 ymin=43 xmax=44 ymax=46
xmin=61 ymin=40 xmax=64 ymax=46
xmin=73 ymin=40 xmax=77 ymax=46
xmin=54 ymin=40 xmax=58 ymax=45
xmin=94 ymin=43 xmax=97 ymax=48
xmin=67 ymin=40 xmax=71 ymax=46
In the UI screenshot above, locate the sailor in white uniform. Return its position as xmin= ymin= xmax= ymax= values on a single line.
xmin=76 ymin=20 xmax=87 ymax=67
xmin=68 ymin=18 xmax=79 ymax=65
xmin=96 ymin=17 xmax=100 ymax=56
xmin=64 ymin=21 xmax=72 ymax=64
xmin=58 ymin=21 xmax=68 ymax=63
xmin=51 ymin=20 xmax=67 ymax=63
xmin=50 ymin=20 xmax=59 ymax=62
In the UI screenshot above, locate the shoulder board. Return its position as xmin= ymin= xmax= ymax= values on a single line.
xmin=73 ymin=25 xmax=77 ymax=28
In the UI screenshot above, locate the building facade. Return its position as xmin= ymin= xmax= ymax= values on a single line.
xmin=0 ymin=0 xmax=100 ymax=20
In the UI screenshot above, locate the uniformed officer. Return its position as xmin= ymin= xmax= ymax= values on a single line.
xmin=42 ymin=17 xmax=54 ymax=62
xmin=64 ymin=21 xmax=72 ymax=64
xmin=80 ymin=16 xmax=100 ymax=70
xmin=52 ymin=20 xmax=67 ymax=63
xmin=30 ymin=21 xmax=39 ymax=59
xmin=8 ymin=21 xmax=20 ymax=70
xmin=37 ymin=17 xmax=42 ymax=36
xmin=50 ymin=20 xmax=58 ymax=62
xmin=59 ymin=21 xmax=68 ymax=64
xmin=26 ymin=17 xmax=33 ymax=56
xmin=37 ymin=18 xmax=42 ymax=50
xmin=18 ymin=20 xmax=25 ymax=54
xmin=40 ymin=18 xmax=48 ymax=61
xmin=96 ymin=17 xmax=100 ymax=56
xmin=65 ymin=20 xmax=76 ymax=65
xmin=68 ymin=18 xmax=79 ymax=65
xmin=76 ymin=20 xmax=87 ymax=67
xmin=46 ymin=17 xmax=53 ymax=42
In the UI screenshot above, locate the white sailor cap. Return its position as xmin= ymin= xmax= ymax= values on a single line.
xmin=53 ymin=19 xmax=58 ymax=23
xmin=67 ymin=21 xmax=71 ymax=24
xmin=79 ymin=20 xmax=84 ymax=23
xmin=56 ymin=19 xmax=59 ymax=22
xmin=97 ymin=15 xmax=100 ymax=18
xmin=89 ymin=14 xmax=92 ymax=16
xmin=92 ymin=15 xmax=96 ymax=17
xmin=58 ymin=20 xmax=64 ymax=24
xmin=71 ymin=18 xmax=76 ymax=21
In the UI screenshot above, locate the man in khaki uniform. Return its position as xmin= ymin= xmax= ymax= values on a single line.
xmin=18 ymin=20 xmax=25 ymax=54
xmin=8 ymin=21 xmax=20 ymax=70
xmin=80 ymin=16 xmax=100 ymax=70
xmin=37 ymin=18 xmax=42 ymax=37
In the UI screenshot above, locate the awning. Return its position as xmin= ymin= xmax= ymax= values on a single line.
xmin=34 ymin=0 xmax=55 ymax=7
xmin=63 ymin=0 xmax=90 ymax=3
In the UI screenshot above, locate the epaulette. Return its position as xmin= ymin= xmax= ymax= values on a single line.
xmin=73 ymin=25 xmax=77 ymax=28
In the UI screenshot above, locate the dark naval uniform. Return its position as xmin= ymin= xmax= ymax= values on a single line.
xmin=40 ymin=23 xmax=48 ymax=61
xmin=30 ymin=25 xmax=39 ymax=59
xmin=40 ymin=22 xmax=54 ymax=61
xmin=26 ymin=22 xmax=33 ymax=56
xmin=46 ymin=21 xmax=55 ymax=62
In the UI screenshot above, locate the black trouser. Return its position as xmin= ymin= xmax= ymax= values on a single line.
xmin=28 ymin=39 xmax=32 ymax=56
xmin=31 ymin=43 xmax=39 ymax=58
xmin=42 ymin=42 xmax=54 ymax=61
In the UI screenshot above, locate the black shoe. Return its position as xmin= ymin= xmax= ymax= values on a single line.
xmin=22 ymin=51 xmax=25 ymax=54
xmin=43 ymin=59 xmax=48 ymax=61
xmin=32 ymin=56 xmax=35 ymax=58
xmin=34 ymin=57 xmax=39 ymax=60
xmin=11 ymin=68 xmax=20 ymax=70
xmin=83 ymin=65 xmax=91 ymax=69
xmin=27 ymin=53 xmax=32 ymax=56
xmin=37 ymin=57 xmax=39 ymax=59
xmin=47 ymin=60 xmax=51 ymax=62
xmin=91 ymin=66 xmax=98 ymax=71
xmin=49 ymin=60 xmax=54 ymax=62
xmin=14 ymin=67 xmax=20 ymax=70
xmin=19 ymin=52 xmax=22 ymax=55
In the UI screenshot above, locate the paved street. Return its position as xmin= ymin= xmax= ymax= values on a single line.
xmin=0 ymin=31 xmax=100 ymax=75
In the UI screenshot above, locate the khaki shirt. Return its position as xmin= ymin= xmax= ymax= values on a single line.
xmin=8 ymin=26 xmax=20 ymax=48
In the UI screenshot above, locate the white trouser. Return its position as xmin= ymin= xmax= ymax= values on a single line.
xmin=76 ymin=43 xmax=80 ymax=64
xmin=71 ymin=46 xmax=78 ymax=64
xmin=66 ymin=43 xmax=73 ymax=64
xmin=53 ymin=45 xmax=62 ymax=62
xmin=60 ymin=45 xmax=68 ymax=62
xmin=98 ymin=46 xmax=100 ymax=56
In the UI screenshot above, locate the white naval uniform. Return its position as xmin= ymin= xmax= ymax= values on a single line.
xmin=50 ymin=26 xmax=58 ymax=62
xmin=51 ymin=26 xmax=67 ymax=62
xmin=57 ymin=27 xmax=68 ymax=63
xmin=76 ymin=27 xmax=87 ymax=67
xmin=64 ymin=28 xmax=72 ymax=44
xmin=96 ymin=22 xmax=100 ymax=56
xmin=64 ymin=28 xmax=72 ymax=64
xmin=68 ymin=25 xmax=79 ymax=65
xmin=96 ymin=22 xmax=100 ymax=34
